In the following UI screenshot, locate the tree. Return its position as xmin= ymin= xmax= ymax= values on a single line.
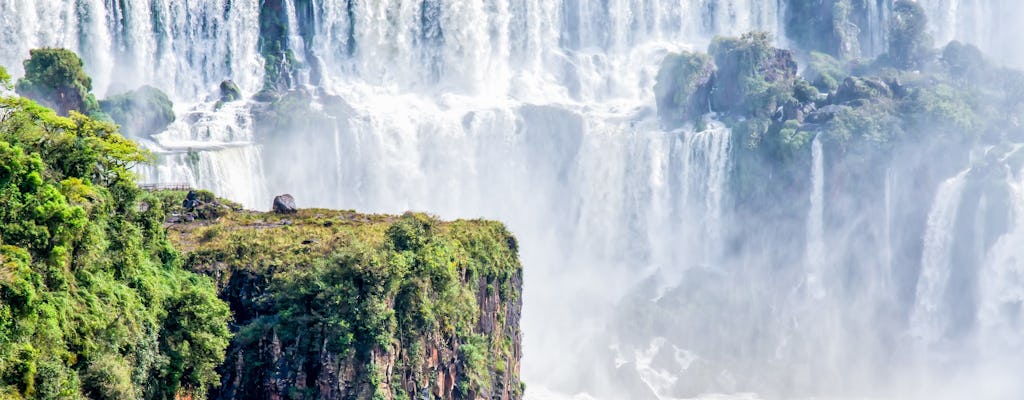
xmin=15 ymin=48 xmax=104 ymax=117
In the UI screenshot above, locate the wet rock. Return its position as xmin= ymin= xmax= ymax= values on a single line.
xmin=220 ymin=80 xmax=242 ymax=103
xmin=272 ymin=194 xmax=297 ymax=214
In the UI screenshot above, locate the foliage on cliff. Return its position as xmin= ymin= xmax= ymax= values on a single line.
xmin=165 ymin=204 xmax=524 ymax=400
xmin=14 ymin=49 xmax=104 ymax=119
xmin=654 ymin=10 xmax=1024 ymax=235
xmin=0 ymin=89 xmax=230 ymax=399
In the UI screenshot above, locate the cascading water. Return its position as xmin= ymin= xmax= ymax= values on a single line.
xmin=4 ymin=1 xmax=1024 ymax=399
xmin=805 ymin=134 xmax=826 ymax=298
xmin=914 ymin=0 xmax=1024 ymax=67
xmin=910 ymin=169 xmax=970 ymax=347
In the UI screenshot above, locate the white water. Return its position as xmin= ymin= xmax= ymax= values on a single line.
xmin=805 ymin=134 xmax=826 ymax=298
xmin=917 ymin=0 xmax=1024 ymax=67
xmin=4 ymin=1 xmax=1024 ymax=399
xmin=910 ymin=170 xmax=969 ymax=347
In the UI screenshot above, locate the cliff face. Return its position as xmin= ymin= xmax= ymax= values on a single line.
xmin=165 ymin=205 xmax=523 ymax=400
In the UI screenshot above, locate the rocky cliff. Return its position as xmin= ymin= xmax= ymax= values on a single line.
xmin=162 ymin=196 xmax=523 ymax=400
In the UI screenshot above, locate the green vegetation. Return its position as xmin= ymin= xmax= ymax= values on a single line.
xmin=805 ymin=51 xmax=848 ymax=92
xmin=14 ymin=49 xmax=105 ymax=118
xmin=887 ymin=0 xmax=933 ymax=69
xmin=258 ymin=0 xmax=301 ymax=92
xmin=0 ymin=89 xmax=230 ymax=398
xmin=654 ymin=16 xmax=1024 ymax=225
xmin=166 ymin=206 xmax=523 ymax=399
xmin=784 ymin=0 xmax=860 ymax=59
xmin=99 ymin=86 xmax=175 ymax=138
xmin=0 ymin=66 xmax=11 ymax=91
xmin=706 ymin=32 xmax=799 ymax=148
xmin=654 ymin=51 xmax=714 ymax=126
xmin=3 ymin=46 xmax=523 ymax=400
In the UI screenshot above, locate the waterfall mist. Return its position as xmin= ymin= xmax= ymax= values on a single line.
xmin=3 ymin=0 xmax=1024 ymax=399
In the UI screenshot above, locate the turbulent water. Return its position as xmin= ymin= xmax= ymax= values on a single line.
xmin=3 ymin=1 xmax=1024 ymax=399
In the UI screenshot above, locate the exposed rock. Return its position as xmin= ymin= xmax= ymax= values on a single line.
xmin=830 ymin=76 xmax=892 ymax=104
xmin=183 ymin=190 xmax=201 ymax=210
xmin=709 ymin=32 xmax=798 ymax=117
xmin=272 ymin=194 xmax=297 ymax=214
xmin=784 ymin=100 xmax=818 ymax=123
xmin=100 ymin=85 xmax=175 ymax=137
xmin=654 ymin=51 xmax=715 ymax=127
xmin=785 ymin=0 xmax=864 ymax=60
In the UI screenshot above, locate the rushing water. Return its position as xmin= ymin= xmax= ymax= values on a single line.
xmin=3 ymin=1 xmax=1024 ymax=399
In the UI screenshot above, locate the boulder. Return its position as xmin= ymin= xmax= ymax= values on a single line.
xmin=273 ymin=194 xmax=297 ymax=214
xmin=182 ymin=190 xmax=201 ymax=210
xmin=220 ymin=80 xmax=242 ymax=103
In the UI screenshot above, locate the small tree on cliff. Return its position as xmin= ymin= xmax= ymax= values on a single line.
xmin=889 ymin=0 xmax=933 ymax=69
xmin=15 ymin=48 xmax=104 ymax=117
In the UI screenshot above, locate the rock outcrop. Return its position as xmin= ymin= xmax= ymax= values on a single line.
xmin=166 ymin=208 xmax=524 ymax=400
xmin=654 ymin=51 xmax=715 ymax=126
xmin=272 ymin=194 xmax=297 ymax=214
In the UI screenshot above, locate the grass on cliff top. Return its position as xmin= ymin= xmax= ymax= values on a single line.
xmin=156 ymin=190 xmax=519 ymax=281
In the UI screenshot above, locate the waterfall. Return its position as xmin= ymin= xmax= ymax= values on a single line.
xmin=908 ymin=0 xmax=1024 ymax=67
xmin=0 ymin=0 xmax=263 ymax=98
xmin=911 ymin=169 xmax=969 ymax=345
xmin=680 ymin=122 xmax=732 ymax=265
xmin=805 ymin=134 xmax=826 ymax=298
xmin=976 ymin=172 xmax=1024 ymax=359
xmin=7 ymin=1 xmax=1024 ymax=399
